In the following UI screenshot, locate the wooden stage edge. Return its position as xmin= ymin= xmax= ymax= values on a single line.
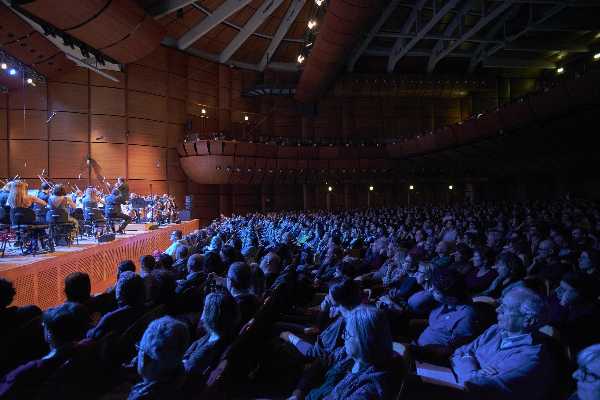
xmin=0 ymin=220 xmax=200 ymax=309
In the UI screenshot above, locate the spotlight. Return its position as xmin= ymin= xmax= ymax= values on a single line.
xmin=244 ymin=115 xmax=249 ymax=121
xmin=315 ymin=0 xmax=324 ymax=5
xmin=201 ymin=108 xmax=206 ymax=114
xmin=369 ymin=186 xmax=374 ymax=191
xmin=9 ymin=68 xmax=17 ymax=76
xmin=556 ymin=67 xmax=564 ymax=74
xmin=308 ymin=20 xmax=317 ymax=30
xmin=409 ymin=185 xmax=414 ymax=190
xmin=26 ymin=78 xmax=34 ymax=86
xmin=594 ymin=53 xmax=600 ymax=61
xmin=0 ymin=63 xmax=6 ymax=70
xmin=297 ymin=54 xmax=305 ymax=64
xmin=328 ymin=186 xmax=333 ymax=192
xmin=448 ymin=185 xmax=453 ymax=190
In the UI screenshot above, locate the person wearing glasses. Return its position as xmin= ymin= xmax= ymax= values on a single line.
xmin=450 ymin=287 xmax=556 ymax=400
xmin=571 ymin=344 xmax=600 ymax=400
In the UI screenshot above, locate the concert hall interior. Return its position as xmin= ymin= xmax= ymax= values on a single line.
xmin=1 ymin=0 xmax=600 ymax=399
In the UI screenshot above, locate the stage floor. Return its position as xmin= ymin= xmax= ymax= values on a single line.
xmin=0 ymin=220 xmax=199 ymax=309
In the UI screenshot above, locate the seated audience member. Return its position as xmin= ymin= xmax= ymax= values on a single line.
xmin=203 ymin=251 xmax=225 ymax=275
xmin=479 ymin=252 xmax=526 ymax=298
xmin=156 ymin=253 xmax=174 ymax=271
xmin=528 ymin=239 xmax=568 ymax=284
xmin=64 ymin=272 xmax=103 ymax=318
xmin=465 ymin=247 xmax=498 ymax=294
xmin=571 ymin=344 xmax=600 ymax=400
xmin=0 ymin=302 xmax=89 ymax=399
xmin=0 ymin=277 xmax=41 ymax=337
xmin=165 ymin=230 xmax=184 ymax=257
xmin=259 ymin=251 xmax=282 ymax=289
xmin=281 ymin=278 xmax=362 ymax=360
xmin=140 ymin=255 xmax=157 ymax=278
xmin=144 ymin=270 xmax=177 ymax=309
xmin=431 ymin=241 xmax=452 ymax=269
xmin=577 ymin=249 xmax=600 ymax=287
xmin=451 ymin=287 xmax=555 ymax=399
xmin=548 ymin=271 xmax=600 ymax=353
xmin=406 ymin=262 xmax=438 ymax=317
xmin=176 ymin=254 xmax=205 ymax=294
xmin=450 ymin=243 xmax=474 ymax=275
xmin=129 ymin=316 xmax=190 ymax=400
xmin=226 ymin=261 xmax=260 ymax=326
xmin=87 ymin=272 xmax=146 ymax=340
xmin=415 ymin=268 xmax=479 ymax=361
xmin=294 ymin=306 xmax=396 ymax=400
xmin=183 ymin=292 xmax=238 ymax=386
xmin=104 ymin=259 xmax=136 ymax=296
xmin=172 ymin=245 xmax=189 ymax=278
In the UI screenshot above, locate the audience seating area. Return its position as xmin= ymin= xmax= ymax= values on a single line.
xmin=1 ymin=201 xmax=599 ymax=399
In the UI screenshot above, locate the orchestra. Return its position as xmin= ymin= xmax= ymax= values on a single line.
xmin=0 ymin=173 xmax=180 ymax=250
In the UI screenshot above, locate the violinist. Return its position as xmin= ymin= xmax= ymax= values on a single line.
xmin=37 ymin=183 xmax=51 ymax=203
xmin=105 ymin=189 xmax=131 ymax=234
xmin=82 ymin=187 xmax=105 ymax=224
xmin=115 ymin=177 xmax=129 ymax=201
xmin=47 ymin=185 xmax=79 ymax=234
xmin=7 ymin=181 xmax=47 ymax=225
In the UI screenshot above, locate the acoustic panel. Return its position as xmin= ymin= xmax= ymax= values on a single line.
xmin=168 ymin=73 xmax=187 ymax=100
xmin=127 ymin=145 xmax=167 ymax=180
xmin=9 ymin=140 xmax=48 ymax=178
xmin=167 ymin=98 xmax=186 ymax=124
xmin=127 ymin=64 xmax=168 ymax=96
xmin=127 ymin=91 xmax=168 ymax=121
xmin=167 ymin=123 xmax=184 ymax=149
xmin=90 ymin=86 xmax=126 ymax=116
xmin=90 ymin=142 xmax=127 ymax=179
xmin=0 ymin=109 xmax=6 ymax=139
xmin=8 ymin=110 xmax=48 ymax=140
xmin=127 ymin=118 xmax=167 ymax=147
xmin=167 ymin=148 xmax=186 ymax=181
xmin=49 ymin=141 xmax=88 ymax=179
xmin=49 ymin=112 xmax=88 ymax=141
xmin=89 ymin=70 xmax=126 ymax=89
xmin=48 ymin=82 xmax=88 ymax=113
xmin=0 ymin=140 xmax=7 ymax=178
xmin=8 ymin=85 xmax=48 ymax=111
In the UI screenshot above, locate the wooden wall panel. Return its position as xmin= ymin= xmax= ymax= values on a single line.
xmin=136 ymin=46 xmax=169 ymax=72
xmin=127 ymin=64 xmax=168 ymax=96
xmin=167 ymin=148 xmax=186 ymax=181
xmin=167 ymin=123 xmax=184 ymax=148
xmin=8 ymin=86 xmax=47 ymax=110
xmin=8 ymin=110 xmax=48 ymax=140
xmin=128 ymin=118 xmax=167 ymax=147
xmin=168 ymin=181 xmax=186 ymax=210
xmin=168 ymin=48 xmax=187 ymax=77
xmin=127 ymin=91 xmax=168 ymax=121
xmin=0 ymin=109 xmax=7 ymax=140
xmin=49 ymin=141 xmax=88 ymax=178
xmin=90 ymin=143 xmax=126 ymax=179
xmin=48 ymin=83 xmax=88 ymax=113
xmin=0 ymin=140 xmax=7 ymax=178
xmin=49 ymin=112 xmax=88 ymax=141
xmin=129 ymin=179 xmax=168 ymax=196
xmin=9 ymin=140 xmax=48 ymax=178
xmin=90 ymin=86 xmax=125 ymax=116
xmin=49 ymin=68 xmax=89 ymax=85
xmin=168 ymin=98 xmax=186 ymax=124
xmin=89 ymin=71 xmax=126 ymax=89
xmin=127 ymin=145 xmax=167 ymax=180
xmin=168 ymin=74 xmax=187 ymax=100
xmin=91 ymin=115 xmax=126 ymax=143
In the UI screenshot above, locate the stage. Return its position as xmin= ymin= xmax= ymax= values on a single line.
xmin=0 ymin=220 xmax=200 ymax=309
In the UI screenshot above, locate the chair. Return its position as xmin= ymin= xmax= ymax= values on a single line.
xmin=83 ymin=207 xmax=106 ymax=238
xmin=0 ymin=206 xmax=11 ymax=257
xmin=10 ymin=207 xmax=51 ymax=255
xmin=114 ymin=304 xmax=167 ymax=363
xmin=46 ymin=208 xmax=76 ymax=247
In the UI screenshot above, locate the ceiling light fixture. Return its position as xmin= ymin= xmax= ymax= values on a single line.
xmin=297 ymin=54 xmax=305 ymax=64
xmin=307 ymin=20 xmax=317 ymax=30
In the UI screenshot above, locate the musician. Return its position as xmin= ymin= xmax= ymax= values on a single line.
xmin=105 ymin=189 xmax=131 ymax=234
xmin=82 ymin=188 xmax=105 ymax=224
xmin=0 ymin=183 xmax=9 ymax=207
xmin=6 ymin=181 xmax=47 ymax=225
xmin=115 ymin=177 xmax=129 ymax=201
xmin=36 ymin=183 xmax=51 ymax=203
xmin=33 ymin=183 xmax=51 ymax=223
xmin=47 ymin=185 xmax=79 ymax=234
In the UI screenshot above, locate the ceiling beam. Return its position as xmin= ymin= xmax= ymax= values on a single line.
xmin=347 ymin=0 xmax=402 ymax=72
xmin=177 ymin=0 xmax=254 ymax=50
xmin=148 ymin=0 xmax=197 ymax=18
xmin=430 ymin=0 xmax=517 ymax=71
xmin=385 ymin=0 xmax=428 ymax=73
xmin=365 ymin=48 xmax=473 ymax=58
xmin=259 ymin=0 xmax=306 ymax=71
xmin=504 ymin=42 xmax=589 ymax=53
xmin=219 ymin=0 xmax=285 ymax=64
xmin=377 ymin=31 xmax=502 ymax=43
xmin=474 ymin=3 xmax=567 ymax=68
xmin=427 ymin=0 xmax=478 ymax=73
xmin=482 ymin=56 xmax=557 ymax=69
xmin=388 ymin=0 xmax=461 ymax=73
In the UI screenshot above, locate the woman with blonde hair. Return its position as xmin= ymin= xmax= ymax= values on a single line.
xmin=6 ymin=181 xmax=46 ymax=210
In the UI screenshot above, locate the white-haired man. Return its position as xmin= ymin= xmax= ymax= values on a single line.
xmin=571 ymin=344 xmax=600 ymax=400
xmin=450 ymin=287 xmax=556 ymax=399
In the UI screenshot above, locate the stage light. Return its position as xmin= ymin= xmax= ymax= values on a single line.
xmin=201 ymin=108 xmax=206 ymax=114
xmin=0 ymin=63 xmax=6 ymax=70
xmin=297 ymin=54 xmax=305 ymax=64
xmin=594 ymin=53 xmax=600 ymax=61
xmin=369 ymin=186 xmax=374 ymax=191
xmin=315 ymin=0 xmax=324 ymax=5
xmin=328 ymin=186 xmax=333 ymax=192
xmin=26 ymin=78 xmax=34 ymax=86
xmin=449 ymin=185 xmax=453 ymax=190
xmin=9 ymin=68 xmax=17 ymax=76
xmin=244 ymin=115 xmax=249 ymax=121
xmin=556 ymin=67 xmax=564 ymax=74
xmin=308 ymin=20 xmax=317 ymax=30
xmin=409 ymin=185 xmax=414 ymax=190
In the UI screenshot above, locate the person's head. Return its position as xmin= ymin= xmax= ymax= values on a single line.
xmin=472 ymin=247 xmax=494 ymax=269
xmin=496 ymin=287 xmax=546 ymax=334
xmin=115 ymin=271 xmax=145 ymax=307
xmin=555 ymin=271 xmax=597 ymax=307
xmin=201 ymin=292 xmax=238 ymax=337
xmin=495 ymin=252 xmax=525 ymax=281
xmin=329 ymin=278 xmax=362 ymax=316
xmin=536 ymin=239 xmax=556 ymax=260
xmin=486 ymin=230 xmax=502 ymax=248
xmin=430 ymin=267 xmax=468 ymax=304
xmin=41 ymin=183 xmax=50 ymax=192
xmin=259 ymin=252 xmax=281 ymax=276
xmin=402 ymin=253 xmax=420 ymax=274
xmin=572 ymin=227 xmax=585 ymax=243
xmin=187 ymin=254 xmax=204 ymax=274
xmin=117 ymin=259 xmax=136 ymax=278
xmin=0 ymin=278 xmax=16 ymax=309
xmin=203 ymin=251 xmax=223 ymax=275
xmin=175 ymin=245 xmax=188 ymax=261
xmin=136 ymin=316 xmax=189 ymax=382
xmin=435 ymin=240 xmax=451 ymax=256
xmin=453 ymin=243 xmax=473 ymax=263
xmin=170 ymin=230 xmax=182 ymax=243
xmin=64 ymin=272 xmax=91 ymax=303
xmin=52 ymin=184 xmax=67 ymax=197
xmin=111 ymin=189 xmax=120 ymax=196
xmin=145 ymin=270 xmax=176 ymax=306
xmin=344 ymin=306 xmax=392 ymax=368
xmin=140 ymin=255 xmax=156 ymax=277
xmin=117 ymin=177 xmax=125 ymax=184
xmin=227 ymin=261 xmax=252 ymax=292
xmin=573 ymin=344 xmax=600 ymax=400
xmin=579 ymin=250 xmax=599 ymax=273
xmin=219 ymin=245 xmax=237 ymax=266
xmin=42 ymin=302 xmax=89 ymax=348
xmin=6 ymin=180 xmax=28 ymax=208
xmin=415 ymin=262 xmax=435 ymax=287
xmin=157 ymin=253 xmax=174 ymax=270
